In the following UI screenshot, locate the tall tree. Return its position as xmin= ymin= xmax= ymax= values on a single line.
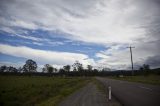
xmin=23 ymin=59 xmax=37 ymax=72
xmin=42 ymin=64 xmax=55 ymax=73
xmin=0 ymin=65 xmax=7 ymax=72
xmin=48 ymin=66 xmax=53 ymax=73
xmin=7 ymin=66 xmax=18 ymax=73
xmin=143 ymin=64 xmax=150 ymax=71
xmin=87 ymin=65 xmax=93 ymax=71
xmin=72 ymin=61 xmax=83 ymax=72
xmin=63 ymin=65 xmax=70 ymax=72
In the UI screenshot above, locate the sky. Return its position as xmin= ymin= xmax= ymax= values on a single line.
xmin=0 ymin=0 xmax=160 ymax=71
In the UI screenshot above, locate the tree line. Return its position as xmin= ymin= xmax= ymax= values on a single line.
xmin=0 ymin=59 xmax=99 ymax=76
xmin=0 ymin=59 xmax=159 ymax=76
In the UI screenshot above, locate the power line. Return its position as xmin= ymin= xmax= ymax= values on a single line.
xmin=127 ymin=46 xmax=135 ymax=75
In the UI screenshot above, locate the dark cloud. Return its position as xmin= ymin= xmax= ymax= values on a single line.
xmin=144 ymin=55 xmax=160 ymax=68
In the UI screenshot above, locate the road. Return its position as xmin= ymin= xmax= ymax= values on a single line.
xmin=59 ymin=82 xmax=121 ymax=106
xmin=97 ymin=77 xmax=160 ymax=106
xmin=58 ymin=83 xmax=108 ymax=106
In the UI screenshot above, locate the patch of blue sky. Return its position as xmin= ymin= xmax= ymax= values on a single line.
xmin=0 ymin=29 xmax=107 ymax=60
xmin=0 ymin=53 xmax=26 ymax=64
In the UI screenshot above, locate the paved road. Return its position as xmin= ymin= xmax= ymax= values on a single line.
xmin=58 ymin=83 xmax=108 ymax=106
xmin=97 ymin=77 xmax=160 ymax=106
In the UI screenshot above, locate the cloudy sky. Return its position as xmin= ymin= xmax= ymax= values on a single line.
xmin=0 ymin=0 xmax=160 ymax=70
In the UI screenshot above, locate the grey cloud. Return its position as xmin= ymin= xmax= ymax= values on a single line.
xmin=1 ymin=0 xmax=160 ymax=69
xmin=144 ymin=55 xmax=160 ymax=68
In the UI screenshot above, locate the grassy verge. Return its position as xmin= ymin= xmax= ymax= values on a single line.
xmin=93 ymin=78 xmax=106 ymax=93
xmin=0 ymin=76 xmax=90 ymax=106
xmin=110 ymin=75 xmax=160 ymax=85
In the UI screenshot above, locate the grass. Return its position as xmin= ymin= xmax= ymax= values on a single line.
xmin=0 ymin=76 xmax=90 ymax=106
xmin=93 ymin=78 xmax=106 ymax=93
xmin=110 ymin=75 xmax=160 ymax=85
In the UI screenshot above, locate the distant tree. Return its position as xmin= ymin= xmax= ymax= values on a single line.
xmin=72 ymin=61 xmax=83 ymax=72
xmin=139 ymin=64 xmax=150 ymax=75
xmin=0 ymin=65 xmax=7 ymax=72
xmin=18 ymin=67 xmax=23 ymax=73
xmin=59 ymin=68 xmax=65 ymax=74
xmin=93 ymin=69 xmax=98 ymax=72
xmin=143 ymin=64 xmax=150 ymax=71
xmin=63 ymin=65 xmax=70 ymax=72
xmin=102 ymin=67 xmax=111 ymax=71
xmin=73 ymin=67 xmax=77 ymax=71
xmin=42 ymin=64 xmax=49 ymax=73
xmin=23 ymin=59 xmax=37 ymax=72
xmin=54 ymin=68 xmax=58 ymax=73
xmin=87 ymin=65 xmax=93 ymax=71
xmin=42 ymin=64 xmax=54 ymax=73
xmin=7 ymin=66 xmax=18 ymax=73
xmin=48 ymin=66 xmax=53 ymax=73
xmin=139 ymin=67 xmax=144 ymax=71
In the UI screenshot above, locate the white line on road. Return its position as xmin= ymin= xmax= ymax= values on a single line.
xmin=139 ymin=86 xmax=153 ymax=91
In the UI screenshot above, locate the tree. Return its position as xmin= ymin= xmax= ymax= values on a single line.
xmin=18 ymin=67 xmax=23 ymax=73
xmin=102 ymin=67 xmax=111 ymax=71
xmin=42 ymin=64 xmax=54 ymax=73
xmin=139 ymin=64 xmax=150 ymax=75
xmin=48 ymin=66 xmax=53 ymax=73
xmin=54 ymin=68 xmax=58 ymax=73
xmin=139 ymin=67 xmax=144 ymax=71
xmin=23 ymin=59 xmax=37 ymax=72
xmin=72 ymin=61 xmax=83 ymax=72
xmin=143 ymin=64 xmax=150 ymax=71
xmin=63 ymin=65 xmax=70 ymax=72
xmin=87 ymin=65 xmax=92 ymax=71
xmin=7 ymin=66 xmax=18 ymax=73
xmin=59 ymin=68 xmax=65 ymax=74
xmin=0 ymin=65 xmax=7 ymax=72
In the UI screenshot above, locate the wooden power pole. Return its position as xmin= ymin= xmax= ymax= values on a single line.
xmin=127 ymin=46 xmax=135 ymax=75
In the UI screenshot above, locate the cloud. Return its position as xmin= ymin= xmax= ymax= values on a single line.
xmin=96 ymin=40 xmax=160 ymax=69
xmin=0 ymin=0 xmax=160 ymax=69
xmin=144 ymin=55 xmax=160 ymax=68
xmin=0 ymin=44 xmax=95 ymax=67
xmin=1 ymin=0 xmax=160 ymax=44
xmin=1 ymin=0 xmax=160 ymax=45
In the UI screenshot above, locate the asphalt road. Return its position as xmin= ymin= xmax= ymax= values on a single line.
xmin=58 ymin=83 xmax=108 ymax=106
xmin=97 ymin=77 xmax=160 ymax=106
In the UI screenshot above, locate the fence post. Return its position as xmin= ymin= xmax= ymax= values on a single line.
xmin=109 ymin=86 xmax=111 ymax=100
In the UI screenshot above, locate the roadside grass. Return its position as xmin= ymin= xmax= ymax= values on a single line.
xmin=110 ymin=75 xmax=160 ymax=85
xmin=0 ymin=76 xmax=90 ymax=106
xmin=93 ymin=78 xmax=106 ymax=93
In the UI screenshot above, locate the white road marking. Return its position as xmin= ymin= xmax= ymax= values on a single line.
xmin=139 ymin=86 xmax=153 ymax=91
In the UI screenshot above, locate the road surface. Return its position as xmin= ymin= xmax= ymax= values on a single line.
xmin=59 ymin=82 xmax=121 ymax=106
xmin=97 ymin=77 xmax=160 ymax=106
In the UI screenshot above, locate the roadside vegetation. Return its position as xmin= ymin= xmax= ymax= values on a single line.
xmin=0 ymin=76 xmax=90 ymax=106
xmin=110 ymin=75 xmax=160 ymax=85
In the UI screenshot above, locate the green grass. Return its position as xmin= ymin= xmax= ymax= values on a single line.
xmin=110 ymin=75 xmax=160 ymax=85
xmin=0 ymin=76 xmax=90 ymax=106
xmin=93 ymin=78 xmax=105 ymax=93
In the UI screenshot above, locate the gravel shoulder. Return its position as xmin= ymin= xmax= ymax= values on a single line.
xmin=58 ymin=80 xmax=121 ymax=106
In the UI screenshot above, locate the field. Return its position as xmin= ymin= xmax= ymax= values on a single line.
xmin=110 ymin=75 xmax=160 ymax=85
xmin=0 ymin=76 xmax=90 ymax=106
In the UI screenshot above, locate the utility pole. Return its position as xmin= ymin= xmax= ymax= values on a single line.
xmin=127 ymin=46 xmax=135 ymax=76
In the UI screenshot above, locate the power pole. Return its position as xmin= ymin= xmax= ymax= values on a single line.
xmin=127 ymin=46 xmax=135 ymax=76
